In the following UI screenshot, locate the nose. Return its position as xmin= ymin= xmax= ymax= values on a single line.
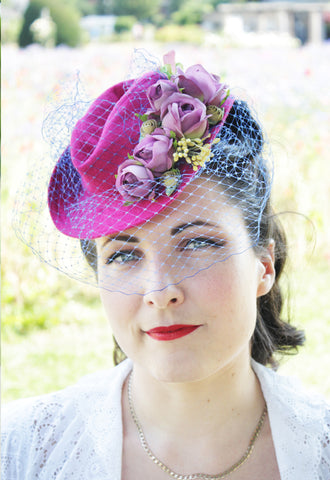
xmin=143 ymin=283 xmax=184 ymax=309
xmin=142 ymin=247 xmax=185 ymax=308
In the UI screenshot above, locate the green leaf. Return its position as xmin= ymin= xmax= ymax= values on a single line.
xmin=127 ymin=153 xmax=134 ymax=160
xmin=219 ymin=89 xmax=230 ymax=106
xmin=135 ymin=113 xmax=148 ymax=122
xmin=160 ymin=64 xmax=172 ymax=80
xmin=170 ymin=130 xmax=176 ymax=139
xmin=161 ymin=168 xmax=181 ymax=196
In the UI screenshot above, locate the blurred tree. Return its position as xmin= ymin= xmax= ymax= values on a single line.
xmin=18 ymin=0 xmax=43 ymax=47
xmin=48 ymin=0 xmax=81 ymax=46
xmin=165 ymin=0 xmax=186 ymax=16
xmin=95 ymin=0 xmax=113 ymax=15
xmin=110 ymin=0 xmax=161 ymax=21
xmin=19 ymin=0 xmax=82 ymax=47
xmin=171 ymin=0 xmax=213 ymax=25
xmin=70 ymin=0 xmax=98 ymax=16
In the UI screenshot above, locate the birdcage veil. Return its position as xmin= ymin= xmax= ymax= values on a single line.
xmin=13 ymin=50 xmax=272 ymax=295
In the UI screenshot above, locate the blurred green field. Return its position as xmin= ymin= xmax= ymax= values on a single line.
xmin=2 ymin=42 xmax=330 ymax=402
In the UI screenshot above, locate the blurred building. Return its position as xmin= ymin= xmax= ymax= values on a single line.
xmin=205 ymin=2 xmax=330 ymax=45
xmin=80 ymin=15 xmax=116 ymax=40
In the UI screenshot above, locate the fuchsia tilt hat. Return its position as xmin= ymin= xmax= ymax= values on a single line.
xmin=48 ymin=52 xmax=234 ymax=239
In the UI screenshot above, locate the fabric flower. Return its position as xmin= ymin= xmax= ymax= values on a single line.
xmin=133 ymin=132 xmax=174 ymax=174
xmin=163 ymin=50 xmax=176 ymax=74
xmin=176 ymin=64 xmax=229 ymax=106
xmin=140 ymin=119 xmax=158 ymax=137
xmin=147 ymin=80 xmax=179 ymax=114
xmin=160 ymin=93 xmax=209 ymax=139
xmin=161 ymin=168 xmax=181 ymax=196
xmin=116 ymin=159 xmax=155 ymax=202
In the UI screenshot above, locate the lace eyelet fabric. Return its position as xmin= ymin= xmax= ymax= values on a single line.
xmin=2 ymin=360 xmax=330 ymax=479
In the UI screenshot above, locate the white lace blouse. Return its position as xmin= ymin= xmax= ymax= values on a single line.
xmin=2 ymin=359 xmax=330 ymax=479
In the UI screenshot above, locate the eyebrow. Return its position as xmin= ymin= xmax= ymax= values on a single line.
xmin=171 ymin=220 xmax=217 ymax=236
xmin=101 ymin=220 xmax=217 ymax=248
xmin=101 ymin=235 xmax=139 ymax=248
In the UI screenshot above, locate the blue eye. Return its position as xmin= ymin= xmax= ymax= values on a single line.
xmin=106 ymin=250 xmax=141 ymax=265
xmin=182 ymin=238 xmax=225 ymax=251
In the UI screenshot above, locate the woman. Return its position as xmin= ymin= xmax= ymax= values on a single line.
xmin=3 ymin=52 xmax=329 ymax=479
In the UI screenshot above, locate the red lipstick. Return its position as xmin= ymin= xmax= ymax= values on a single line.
xmin=145 ymin=324 xmax=201 ymax=341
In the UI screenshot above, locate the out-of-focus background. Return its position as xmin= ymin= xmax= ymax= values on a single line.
xmin=2 ymin=0 xmax=330 ymax=402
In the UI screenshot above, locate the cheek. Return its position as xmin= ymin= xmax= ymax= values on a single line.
xmin=190 ymin=265 xmax=232 ymax=304
xmin=99 ymin=290 xmax=138 ymax=336
xmin=190 ymin=261 xmax=258 ymax=332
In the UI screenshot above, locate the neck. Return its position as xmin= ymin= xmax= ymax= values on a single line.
xmin=128 ymin=351 xmax=263 ymax=440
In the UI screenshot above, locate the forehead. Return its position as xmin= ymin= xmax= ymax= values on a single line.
xmin=99 ymin=176 xmax=245 ymax=242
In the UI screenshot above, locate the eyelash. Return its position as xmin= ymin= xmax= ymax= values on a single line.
xmin=105 ymin=250 xmax=141 ymax=265
xmin=105 ymin=237 xmax=225 ymax=266
xmin=180 ymin=237 xmax=225 ymax=251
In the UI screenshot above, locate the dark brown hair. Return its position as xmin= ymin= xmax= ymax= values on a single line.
xmin=81 ymin=100 xmax=305 ymax=368
xmin=252 ymin=202 xmax=305 ymax=368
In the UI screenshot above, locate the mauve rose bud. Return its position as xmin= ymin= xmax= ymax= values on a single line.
xmin=176 ymin=64 xmax=229 ymax=107
xmin=133 ymin=133 xmax=174 ymax=174
xmin=116 ymin=159 xmax=155 ymax=202
xmin=160 ymin=93 xmax=209 ymax=139
xmin=147 ymin=80 xmax=179 ymax=114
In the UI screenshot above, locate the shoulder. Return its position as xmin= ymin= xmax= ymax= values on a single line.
xmin=253 ymin=361 xmax=330 ymax=479
xmin=3 ymin=358 xmax=132 ymax=427
xmin=2 ymin=359 xmax=132 ymax=479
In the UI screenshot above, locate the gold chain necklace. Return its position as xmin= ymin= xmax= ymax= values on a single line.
xmin=127 ymin=373 xmax=267 ymax=480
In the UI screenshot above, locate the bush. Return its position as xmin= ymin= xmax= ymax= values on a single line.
xmin=155 ymin=24 xmax=205 ymax=44
xmin=114 ymin=16 xmax=136 ymax=34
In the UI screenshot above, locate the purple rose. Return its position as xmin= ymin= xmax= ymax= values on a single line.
xmin=116 ymin=159 xmax=155 ymax=202
xmin=176 ymin=65 xmax=228 ymax=106
xmin=133 ymin=132 xmax=174 ymax=174
xmin=147 ymin=80 xmax=179 ymax=114
xmin=160 ymin=93 xmax=209 ymax=139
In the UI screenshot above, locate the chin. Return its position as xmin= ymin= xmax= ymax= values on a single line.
xmin=146 ymin=352 xmax=212 ymax=384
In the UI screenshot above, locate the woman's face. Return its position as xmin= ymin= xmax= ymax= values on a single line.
xmin=96 ymin=178 xmax=274 ymax=383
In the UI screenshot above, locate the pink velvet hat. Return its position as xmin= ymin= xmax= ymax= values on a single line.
xmin=48 ymin=58 xmax=234 ymax=239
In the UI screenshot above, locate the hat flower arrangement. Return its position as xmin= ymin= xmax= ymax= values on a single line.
xmin=115 ymin=51 xmax=232 ymax=204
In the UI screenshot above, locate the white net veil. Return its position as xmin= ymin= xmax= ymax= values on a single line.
xmin=13 ymin=51 xmax=272 ymax=295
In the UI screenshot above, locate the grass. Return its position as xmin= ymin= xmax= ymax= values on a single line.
xmin=2 ymin=308 xmax=115 ymax=401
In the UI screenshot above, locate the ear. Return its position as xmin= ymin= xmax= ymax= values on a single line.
xmin=256 ymin=240 xmax=276 ymax=298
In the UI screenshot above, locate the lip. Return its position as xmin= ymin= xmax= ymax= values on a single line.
xmin=145 ymin=324 xmax=201 ymax=341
